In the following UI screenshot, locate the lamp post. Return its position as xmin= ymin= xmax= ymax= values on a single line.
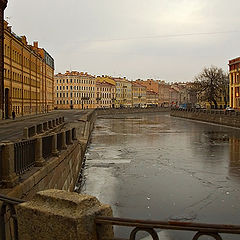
xmin=0 ymin=0 xmax=7 ymax=119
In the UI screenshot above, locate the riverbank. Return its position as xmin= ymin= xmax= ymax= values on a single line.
xmin=171 ymin=108 xmax=240 ymax=128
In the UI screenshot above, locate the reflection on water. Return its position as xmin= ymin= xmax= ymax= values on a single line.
xmin=229 ymin=137 xmax=240 ymax=181
xmin=82 ymin=113 xmax=240 ymax=240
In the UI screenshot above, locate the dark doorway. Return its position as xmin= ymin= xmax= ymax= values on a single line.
xmin=4 ymin=88 xmax=9 ymax=119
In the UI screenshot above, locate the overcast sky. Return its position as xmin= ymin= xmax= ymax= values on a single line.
xmin=5 ymin=0 xmax=240 ymax=82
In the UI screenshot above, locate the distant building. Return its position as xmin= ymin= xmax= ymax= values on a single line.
xmin=229 ymin=57 xmax=239 ymax=109
xmin=114 ymin=77 xmax=132 ymax=108
xmin=146 ymin=90 xmax=158 ymax=106
xmin=131 ymin=82 xmax=147 ymax=107
xmin=136 ymin=79 xmax=159 ymax=94
xmin=96 ymin=81 xmax=116 ymax=108
xmin=54 ymin=71 xmax=96 ymax=109
xmin=3 ymin=21 xmax=54 ymax=118
xmin=158 ymin=82 xmax=171 ymax=107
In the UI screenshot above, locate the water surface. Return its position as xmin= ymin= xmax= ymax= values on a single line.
xmin=82 ymin=113 xmax=240 ymax=239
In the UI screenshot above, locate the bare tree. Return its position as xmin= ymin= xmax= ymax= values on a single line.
xmin=194 ymin=66 xmax=229 ymax=109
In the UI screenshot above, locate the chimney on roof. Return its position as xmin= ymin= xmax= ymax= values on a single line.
xmin=21 ymin=36 xmax=28 ymax=45
xmin=33 ymin=41 xmax=38 ymax=48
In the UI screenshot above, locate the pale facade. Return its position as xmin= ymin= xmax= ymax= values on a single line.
xmin=96 ymin=81 xmax=116 ymax=108
xmin=54 ymin=71 xmax=96 ymax=109
xmin=3 ymin=21 xmax=54 ymax=118
xmin=132 ymin=82 xmax=147 ymax=107
xmin=114 ymin=78 xmax=132 ymax=108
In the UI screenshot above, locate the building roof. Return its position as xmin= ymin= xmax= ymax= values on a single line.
xmin=96 ymin=80 xmax=115 ymax=87
xmin=132 ymin=81 xmax=147 ymax=89
xmin=229 ymin=57 xmax=240 ymax=65
xmin=55 ymin=71 xmax=95 ymax=78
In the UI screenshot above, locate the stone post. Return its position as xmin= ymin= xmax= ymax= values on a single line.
xmin=16 ymin=189 xmax=114 ymax=240
xmin=23 ymin=127 xmax=29 ymax=139
xmin=51 ymin=133 xmax=59 ymax=156
xmin=1 ymin=141 xmax=18 ymax=187
xmin=61 ymin=130 xmax=67 ymax=150
xmin=35 ymin=137 xmax=45 ymax=167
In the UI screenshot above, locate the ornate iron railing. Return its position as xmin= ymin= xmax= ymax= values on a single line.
xmin=42 ymin=135 xmax=53 ymax=159
xmin=0 ymin=194 xmax=25 ymax=240
xmin=14 ymin=139 xmax=36 ymax=175
xmin=66 ymin=130 xmax=70 ymax=145
xmin=57 ymin=132 xmax=62 ymax=151
xmin=95 ymin=216 xmax=240 ymax=240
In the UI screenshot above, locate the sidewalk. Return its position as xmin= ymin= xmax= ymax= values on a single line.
xmin=0 ymin=111 xmax=58 ymax=126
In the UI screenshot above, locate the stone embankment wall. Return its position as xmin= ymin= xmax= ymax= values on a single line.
xmin=171 ymin=108 xmax=240 ymax=128
xmin=4 ymin=110 xmax=96 ymax=199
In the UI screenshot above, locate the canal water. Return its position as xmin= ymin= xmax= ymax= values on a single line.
xmin=81 ymin=113 xmax=240 ymax=239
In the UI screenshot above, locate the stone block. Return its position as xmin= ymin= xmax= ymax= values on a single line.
xmin=16 ymin=189 xmax=114 ymax=240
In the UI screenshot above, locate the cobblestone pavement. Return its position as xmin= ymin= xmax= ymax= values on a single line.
xmin=0 ymin=110 xmax=86 ymax=142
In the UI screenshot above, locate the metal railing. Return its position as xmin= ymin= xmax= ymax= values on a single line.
xmin=95 ymin=216 xmax=240 ymax=240
xmin=172 ymin=108 xmax=240 ymax=116
xmin=57 ymin=132 xmax=62 ymax=151
xmin=0 ymin=194 xmax=25 ymax=240
xmin=28 ymin=126 xmax=36 ymax=138
xmin=14 ymin=140 xmax=36 ymax=175
xmin=42 ymin=135 xmax=53 ymax=159
xmin=66 ymin=130 xmax=70 ymax=145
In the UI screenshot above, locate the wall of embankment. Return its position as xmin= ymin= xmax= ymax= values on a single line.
xmin=171 ymin=109 xmax=240 ymax=128
xmin=2 ymin=110 xmax=96 ymax=199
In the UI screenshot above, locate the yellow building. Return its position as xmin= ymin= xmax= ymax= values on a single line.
xmin=3 ymin=21 xmax=54 ymax=118
xmin=132 ymin=82 xmax=147 ymax=107
xmin=54 ymin=71 xmax=96 ymax=109
xmin=114 ymin=77 xmax=132 ymax=108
